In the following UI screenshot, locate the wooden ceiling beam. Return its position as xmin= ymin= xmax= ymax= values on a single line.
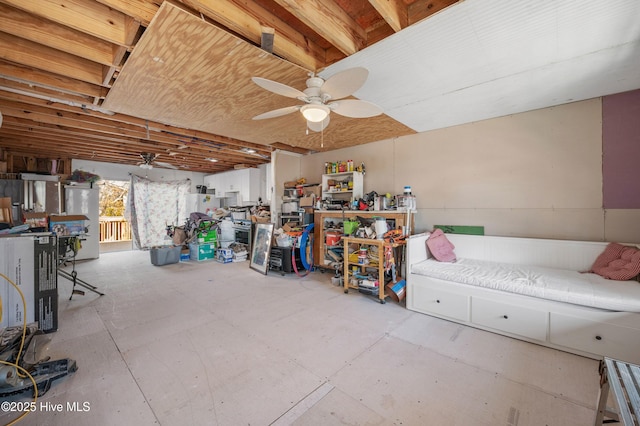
xmin=0 ymin=90 xmax=264 ymax=152
xmin=407 ymin=0 xmax=459 ymax=26
xmin=0 ymin=78 xmax=96 ymax=106
xmin=1 ymin=0 xmax=135 ymax=47
xmin=0 ymin=61 xmax=109 ymax=99
xmin=0 ymin=33 xmax=107 ymax=86
xmin=0 ymin=129 xmax=241 ymax=172
xmin=0 ymin=89 xmax=272 ymax=156
xmin=2 ymin=115 xmax=267 ymax=165
xmin=178 ymin=0 xmax=324 ymax=71
xmin=273 ymin=0 xmax=366 ymax=56
xmin=368 ymin=0 xmax=408 ymax=33
xmin=95 ymin=0 xmax=160 ymax=26
xmin=1 ymin=138 xmax=221 ymax=172
xmin=0 ymin=101 xmax=164 ymax=141
xmin=0 ymin=4 xmax=118 ymax=67
xmin=269 ymin=142 xmax=310 ymax=155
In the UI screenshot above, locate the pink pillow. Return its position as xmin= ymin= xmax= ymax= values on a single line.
xmin=590 ymin=243 xmax=640 ymax=280
xmin=426 ymin=229 xmax=456 ymax=262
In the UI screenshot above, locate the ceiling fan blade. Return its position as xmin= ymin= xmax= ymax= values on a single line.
xmin=329 ymin=99 xmax=383 ymax=118
xmin=307 ymin=115 xmax=330 ymax=132
xmin=252 ymin=77 xmax=306 ymax=99
xmin=321 ymin=67 xmax=369 ymax=100
xmin=252 ymin=105 xmax=300 ymax=120
xmin=154 ymin=161 xmax=179 ymax=170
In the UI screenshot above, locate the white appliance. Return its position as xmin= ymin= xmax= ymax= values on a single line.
xmin=186 ymin=193 xmax=219 ymax=216
xmin=65 ymin=184 xmax=100 ymax=260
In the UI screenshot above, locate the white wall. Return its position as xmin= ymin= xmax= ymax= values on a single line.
xmin=271 ymin=150 xmax=303 ymax=224
xmin=298 ymin=98 xmax=640 ymax=243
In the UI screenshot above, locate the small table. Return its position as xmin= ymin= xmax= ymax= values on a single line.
xmin=595 ymin=357 xmax=640 ymax=425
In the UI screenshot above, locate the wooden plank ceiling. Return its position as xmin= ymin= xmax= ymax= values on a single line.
xmin=0 ymin=0 xmax=457 ymax=174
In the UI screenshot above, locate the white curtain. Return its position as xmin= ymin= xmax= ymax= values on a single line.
xmin=127 ymin=175 xmax=190 ymax=249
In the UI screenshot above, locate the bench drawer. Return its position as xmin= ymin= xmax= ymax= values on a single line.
xmin=550 ymin=313 xmax=640 ymax=363
xmin=411 ymin=283 xmax=470 ymax=322
xmin=472 ymin=298 xmax=548 ymax=341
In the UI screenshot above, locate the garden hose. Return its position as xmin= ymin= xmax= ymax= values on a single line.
xmin=293 ymin=223 xmax=314 ymax=277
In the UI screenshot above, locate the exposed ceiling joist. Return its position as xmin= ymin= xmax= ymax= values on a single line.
xmin=273 ymin=0 xmax=366 ymax=56
xmin=369 ymin=0 xmax=408 ymax=32
xmin=3 ymin=0 xmax=138 ymax=47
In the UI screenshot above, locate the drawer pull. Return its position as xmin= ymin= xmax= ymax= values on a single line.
xmin=436 ymin=299 xmax=441 ymax=303
xmin=502 ymin=315 xmax=508 ymax=319
xmin=595 ymin=335 xmax=602 ymax=341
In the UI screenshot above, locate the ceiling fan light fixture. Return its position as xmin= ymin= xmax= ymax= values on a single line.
xmin=139 ymin=163 xmax=153 ymax=170
xmin=301 ymin=104 xmax=329 ymax=123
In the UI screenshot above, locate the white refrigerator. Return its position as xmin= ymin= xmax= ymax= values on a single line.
xmin=65 ymin=185 xmax=100 ymax=260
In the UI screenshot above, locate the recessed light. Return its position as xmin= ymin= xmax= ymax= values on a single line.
xmin=205 ymin=158 xmax=218 ymax=162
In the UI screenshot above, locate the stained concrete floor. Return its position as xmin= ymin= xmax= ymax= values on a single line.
xmin=1 ymin=250 xmax=602 ymax=425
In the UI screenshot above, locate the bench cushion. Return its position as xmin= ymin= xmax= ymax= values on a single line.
xmin=590 ymin=243 xmax=640 ymax=281
xmin=411 ymin=257 xmax=640 ymax=312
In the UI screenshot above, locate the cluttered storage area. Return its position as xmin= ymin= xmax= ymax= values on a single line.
xmin=0 ymin=160 xmax=418 ymax=407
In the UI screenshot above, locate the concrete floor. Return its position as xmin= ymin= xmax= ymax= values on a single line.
xmin=1 ymin=250 xmax=602 ymax=425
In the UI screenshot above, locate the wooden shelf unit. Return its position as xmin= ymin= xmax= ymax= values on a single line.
xmin=321 ymin=171 xmax=363 ymax=203
xmin=342 ymin=237 xmax=405 ymax=304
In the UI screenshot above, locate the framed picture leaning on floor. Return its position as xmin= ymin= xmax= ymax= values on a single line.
xmin=250 ymin=222 xmax=274 ymax=274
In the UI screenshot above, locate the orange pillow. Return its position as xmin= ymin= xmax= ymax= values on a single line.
xmin=426 ymin=229 xmax=457 ymax=262
xmin=590 ymin=243 xmax=640 ymax=280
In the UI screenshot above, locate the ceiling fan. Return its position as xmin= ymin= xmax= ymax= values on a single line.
xmin=251 ymin=67 xmax=383 ymax=132
xmin=138 ymin=152 xmax=178 ymax=170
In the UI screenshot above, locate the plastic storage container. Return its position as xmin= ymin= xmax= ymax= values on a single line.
xmin=150 ymin=245 xmax=181 ymax=266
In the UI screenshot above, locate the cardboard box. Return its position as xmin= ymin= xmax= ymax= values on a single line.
xmin=0 ymin=197 xmax=12 ymax=223
xmin=282 ymin=222 xmax=296 ymax=232
xmin=0 ymin=234 xmax=58 ymax=333
xmin=198 ymin=229 xmax=217 ymax=243
xmin=189 ymin=242 xmax=216 ymax=261
xmin=24 ymin=212 xmax=48 ymax=228
xmin=305 ymin=185 xmax=321 ymax=199
xmin=49 ymin=214 xmax=88 ymax=236
xmin=251 ymin=215 xmax=271 ymax=224
xmin=299 ymin=195 xmax=315 ymax=207
xmin=216 ymin=248 xmax=233 ymax=263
